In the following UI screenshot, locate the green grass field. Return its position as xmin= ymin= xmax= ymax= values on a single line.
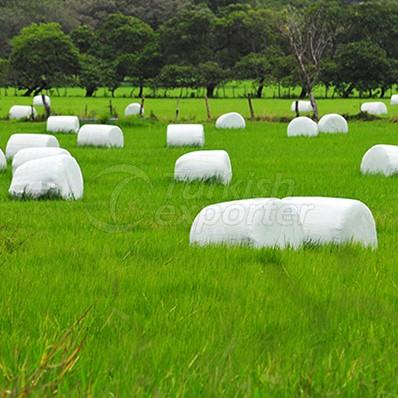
xmin=1 ymin=98 xmax=398 ymax=396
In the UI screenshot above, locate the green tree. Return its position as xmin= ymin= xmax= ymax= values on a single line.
xmin=9 ymin=23 xmax=79 ymax=95
xmin=196 ymin=61 xmax=226 ymax=98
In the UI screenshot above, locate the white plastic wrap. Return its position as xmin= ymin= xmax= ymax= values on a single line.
xmin=361 ymin=102 xmax=387 ymax=115
xmin=0 ymin=149 xmax=6 ymax=170
xmin=9 ymin=155 xmax=84 ymax=200
xmin=391 ymin=95 xmax=398 ymax=105
xmin=215 ymin=112 xmax=246 ymax=129
xmin=360 ymin=144 xmax=398 ymax=176
xmin=47 ymin=116 xmax=80 ymax=133
xmin=318 ymin=114 xmax=348 ymax=134
xmin=167 ymin=124 xmax=205 ymax=147
xmin=9 ymin=105 xmax=37 ymax=120
xmin=287 ymin=117 xmax=319 ymax=137
xmin=77 ymin=124 xmax=124 ymax=148
xmin=190 ymin=198 xmax=305 ymax=249
xmin=290 ymin=101 xmax=313 ymax=113
xmin=282 ymin=197 xmax=378 ymax=248
xmin=175 ymin=150 xmax=232 ymax=184
xmin=12 ymin=147 xmax=71 ymax=174
xmin=33 ymin=95 xmax=51 ymax=107
xmin=5 ymin=134 xmax=60 ymax=159
xmin=125 ymin=103 xmax=143 ymax=116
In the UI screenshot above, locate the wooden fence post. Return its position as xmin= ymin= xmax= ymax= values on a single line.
xmin=248 ymin=95 xmax=255 ymax=120
xmin=205 ymin=96 xmax=212 ymax=121
xmin=140 ymin=96 xmax=145 ymax=117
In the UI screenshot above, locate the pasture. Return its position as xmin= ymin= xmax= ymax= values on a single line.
xmin=1 ymin=97 xmax=398 ymax=396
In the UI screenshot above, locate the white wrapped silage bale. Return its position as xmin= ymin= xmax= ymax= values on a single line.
xmin=174 ymin=150 xmax=232 ymax=184
xmin=287 ymin=117 xmax=319 ymax=137
xmin=391 ymin=95 xmax=398 ymax=105
xmin=9 ymin=105 xmax=37 ymax=120
xmin=167 ymin=124 xmax=204 ymax=147
xmin=360 ymin=145 xmax=398 ymax=176
xmin=290 ymin=101 xmax=313 ymax=113
xmin=125 ymin=103 xmax=143 ymax=116
xmin=47 ymin=116 xmax=80 ymax=133
xmin=12 ymin=147 xmax=71 ymax=174
xmin=5 ymin=134 xmax=60 ymax=159
xmin=282 ymin=197 xmax=377 ymax=248
xmin=361 ymin=102 xmax=387 ymax=116
xmin=215 ymin=112 xmax=246 ymax=129
xmin=77 ymin=124 xmax=124 ymax=148
xmin=0 ymin=149 xmax=6 ymax=170
xmin=33 ymin=95 xmax=51 ymax=107
xmin=190 ymin=198 xmax=305 ymax=249
xmin=9 ymin=155 xmax=84 ymax=200
xmin=318 ymin=114 xmax=348 ymax=134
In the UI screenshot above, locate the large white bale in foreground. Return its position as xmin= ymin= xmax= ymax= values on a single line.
xmin=125 ymin=103 xmax=143 ymax=116
xmin=360 ymin=144 xmax=398 ymax=176
xmin=190 ymin=198 xmax=305 ymax=249
xmin=77 ymin=124 xmax=124 ymax=148
xmin=12 ymin=147 xmax=71 ymax=174
xmin=175 ymin=150 xmax=232 ymax=184
xmin=33 ymin=95 xmax=51 ymax=107
xmin=361 ymin=102 xmax=387 ymax=116
xmin=215 ymin=112 xmax=246 ymax=129
xmin=318 ymin=114 xmax=348 ymax=134
xmin=391 ymin=95 xmax=398 ymax=105
xmin=287 ymin=117 xmax=319 ymax=137
xmin=0 ymin=149 xmax=6 ymax=170
xmin=290 ymin=101 xmax=313 ymax=113
xmin=9 ymin=155 xmax=83 ymax=200
xmin=5 ymin=134 xmax=60 ymax=159
xmin=282 ymin=197 xmax=377 ymax=248
xmin=9 ymin=105 xmax=37 ymax=120
xmin=167 ymin=124 xmax=204 ymax=147
xmin=47 ymin=116 xmax=80 ymax=133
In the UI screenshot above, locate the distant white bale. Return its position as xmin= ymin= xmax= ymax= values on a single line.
xmin=175 ymin=150 xmax=232 ymax=184
xmin=318 ymin=114 xmax=348 ymax=134
xmin=125 ymin=103 xmax=143 ymax=116
xmin=0 ymin=149 xmax=6 ymax=170
xmin=361 ymin=102 xmax=387 ymax=116
xmin=9 ymin=105 xmax=37 ymax=120
xmin=33 ymin=95 xmax=51 ymax=107
xmin=167 ymin=124 xmax=204 ymax=147
xmin=12 ymin=147 xmax=71 ymax=174
xmin=282 ymin=197 xmax=377 ymax=248
xmin=287 ymin=117 xmax=319 ymax=137
xmin=47 ymin=116 xmax=80 ymax=133
xmin=391 ymin=95 xmax=398 ymax=105
xmin=5 ymin=134 xmax=60 ymax=159
xmin=77 ymin=124 xmax=124 ymax=148
xmin=190 ymin=198 xmax=305 ymax=249
xmin=215 ymin=112 xmax=246 ymax=129
xmin=9 ymin=155 xmax=83 ymax=200
xmin=290 ymin=101 xmax=313 ymax=113
xmin=360 ymin=144 xmax=398 ymax=176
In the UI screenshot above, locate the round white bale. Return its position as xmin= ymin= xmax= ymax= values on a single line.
xmin=5 ymin=134 xmax=60 ymax=159
xmin=287 ymin=117 xmax=319 ymax=137
xmin=77 ymin=124 xmax=124 ymax=148
xmin=9 ymin=105 xmax=37 ymax=120
xmin=361 ymin=102 xmax=387 ymax=116
xmin=360 ymin=144 xmax=398 ymax=176
xmin=47 ymin=116 xmax=80 ymax=133
xmin=318 ymin=114 xmax=348 ymax=134
xmin=282 ymin=197 xmax=377 ymax=248
xmin=33 ymin=95 xmax=51 ymax=107
xmin=391 ymin=95 xmax=398 ymax=105
xmin=125 ymin=103 xmax=143 ymax=116
xmin=175 ymin=150 xmax=232 ymax=184
xmin=0 ymin=149 xmax=6 ymax=170
xmin=167 ymin=124 xmax=204 ymax=147
xmin=290 ymin=101 xmax=313 ymax=113
xmin=9 ymin=155 xmax=84 ymax=200
xmin=215 ymin=112 xmax=246 ymax=129
xmin=190 ymin=198 xmax=305 ymax=249
xmin=12 ymin=147 xmax=71 ymax=174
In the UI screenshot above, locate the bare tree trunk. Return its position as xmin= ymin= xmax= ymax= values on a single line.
xmin=42 ymin=94 xmax=51 ymax=119
xmin=309 ymin=91 xmax=319 ymax=122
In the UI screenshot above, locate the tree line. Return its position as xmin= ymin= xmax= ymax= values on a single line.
xmin=0 ymin=0 xmax=397 ymax=106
